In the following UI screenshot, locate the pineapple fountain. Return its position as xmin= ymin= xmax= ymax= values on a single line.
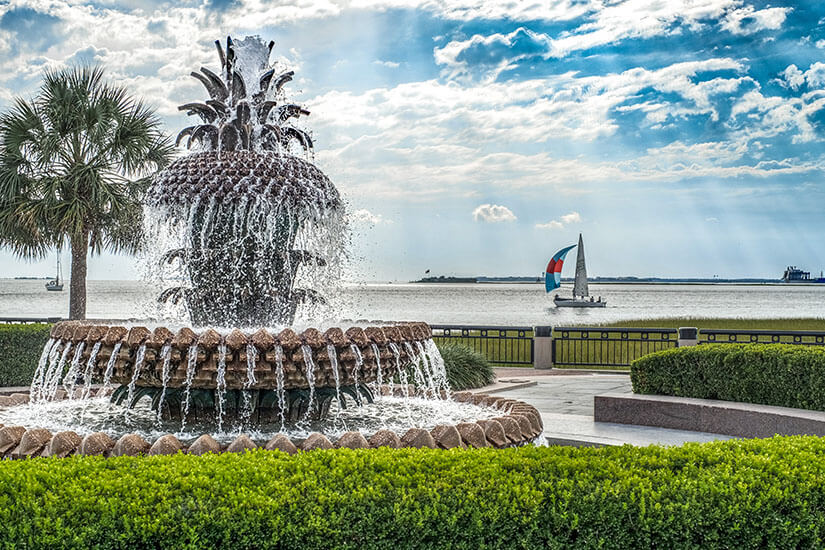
xmin=0 ymin=37 xmax=543 ymax=457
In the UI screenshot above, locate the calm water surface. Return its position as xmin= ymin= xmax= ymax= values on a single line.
xmin=2 ymin=279 xmax=824 ymax=326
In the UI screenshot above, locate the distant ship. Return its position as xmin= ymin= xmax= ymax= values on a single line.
xmin=45 ymin=255 xmax=63 ymax=291
xmin=782 ymin=266 xmax=825 ymax=283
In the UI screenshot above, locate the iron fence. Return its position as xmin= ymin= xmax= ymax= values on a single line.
xmin=430 ymin=325 xmax=534 ymax=366
xmin=0 ymin=317 xmax=62 ymax=324
xmin=699 ymin=329 xmax=825 ymax=346
xmin=552 ymin=327 xmax=678 ymax=367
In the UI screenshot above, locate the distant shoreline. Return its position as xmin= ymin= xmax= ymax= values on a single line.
xmin=412 ymin=276 xmax=820 ymax=285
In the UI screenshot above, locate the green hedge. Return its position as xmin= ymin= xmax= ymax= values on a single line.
xmin=0 ymin=323 xmax=51 ymax=387
xmin=631 ymin=343 xmax=825 ymax=410
xmin=3 ymin=439 xmax=825 ymax=548
xmin=437 ymin=343 xmax=495 ymax=390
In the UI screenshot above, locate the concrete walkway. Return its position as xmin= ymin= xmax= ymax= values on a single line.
xmin=478 ymin=370 xmax=733 ymax=447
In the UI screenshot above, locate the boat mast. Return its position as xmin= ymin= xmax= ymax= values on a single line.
xmin=572 ymin=233 xmax=589 ymax=298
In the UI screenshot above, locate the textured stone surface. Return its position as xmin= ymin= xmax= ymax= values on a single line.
xmin=226 ymin=434 xmax=257 ymax=453
xmin=335 ymin=431 xmax=370 ymax=449
xmin=494 ymin=416 xmax=523 ymax=443
xmin=80 ymin=432 xmax=115 ymax=456
xmin=368 ymin=429 xmax=401 ymax=449
xmin=45 ymin=431 xmax=82 ymax=458
xmin=301 ymin=432 xmax=333 ymax=451
xmin=0 ymin=427 xmax=26 ymax=455
xmin=149 ymin=434 xmax=183 ymax=456
xmin=512 ymin=415 xmax=537 ymax=439
xmin=477 ymin=420 xmax=508 ymax=448
xmin=430 ymin=424 xmax=465 ymax=449
xmin=9 ymin=394 xmax=29 ymax=406
xmin=595 ymin=393 xmax=825 ymax=438
xmin=12 ymin=428 xmax=53 ymax=459
xmin=265 ymin=434 xmax=298 ymax=454
xmin=188 ymin=434 xmax=222 ymax=455
xmin=456 ymin=422 xmax=489 ymax=448
xmin=400 ymin=428 xmax=436 ymax=449
xmin=112 ymin=434 xmax=150 ymax=457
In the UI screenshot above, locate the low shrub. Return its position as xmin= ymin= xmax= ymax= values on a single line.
xmin=0 ymin=323 xmax=51 ymax=387
xmin=437 ymin=342 xmax=495 ymax=390
xmin=631 ymin=343 xmax=825 ymax=410
xmin=2 ymin=438 xmax=825 ymax=548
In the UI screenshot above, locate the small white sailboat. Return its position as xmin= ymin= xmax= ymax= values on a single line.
xmin=45 ymin=254 xmax=63 ymax=291
xmin=546 ymin=234 xmax=605 ymax=308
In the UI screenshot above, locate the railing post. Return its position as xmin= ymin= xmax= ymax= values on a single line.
xmin=678 ymin=327 xmax=698 ymax=347
xmin=533 ymin=326 xmax=553 ymax=369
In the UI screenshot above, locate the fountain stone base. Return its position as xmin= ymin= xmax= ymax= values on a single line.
xmin=34 ymin=321 xmax=435 ymax=421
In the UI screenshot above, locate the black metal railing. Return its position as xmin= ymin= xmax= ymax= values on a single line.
xmin=431 ymin=325 xmax=533 ymax=366
xmin=699 ymin=329 xmax=825 ymax=346
xmin=0 ymin=317 xmax=62 ymax=324
xmin=552 ymin=327 xmax=678 ymax=367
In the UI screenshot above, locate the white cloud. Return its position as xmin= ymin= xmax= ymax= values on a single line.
xmin=706 ymin=217 xmax=719 ymax=223
xmin=434 ymin=27 xmax=552 ymax=80
xmin=352 ymin=208 xmax=393 ymax=225
xmin=373 ymin=60 xmax=400 ymax=68
xmin=535 ymin=220 xmax=564 ymax=230
xmin=536 ymin=211 xmax=581 ymax=230
xmin=560 ymin=212 xmax=582 ymax=224
xmin=780 ymin=64 xmax=806 ymax=90
xmin=816 ymin=39 xmax=825 ymax=49
xmin=472 ymin=204 xmax=517 ymax=223
xmin=721 ymin=5 xmax=790 ymax=35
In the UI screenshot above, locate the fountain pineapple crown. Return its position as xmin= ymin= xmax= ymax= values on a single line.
xmin=177 ymin=35 xmax=312 ymax=155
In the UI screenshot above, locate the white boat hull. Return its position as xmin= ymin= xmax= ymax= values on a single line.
xmin=554 ymin=296 xmax=606 ymax=308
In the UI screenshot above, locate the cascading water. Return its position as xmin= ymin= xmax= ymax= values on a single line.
xmin=102 ymin=341 xmax=122 ymax=392
xmin=81 ymin=341 xmax=102 ymax=400
xmin=0 ymin=35 xmax=546 ymax=453
xmin=274 ymin=344 xmax=287 ymax=430
xmin=371 ymin=342 xmax=383 ymax=398
xmin=215 ymin=343 xmax=227 ymax=431
xmin=155 ymin=343 xmax=173 ymax=423
xmin=180 ymin=343 xmax=199 ymax=432
xmin=328 ymin=344 xmax=342 ymax=407
xmin=300 ymin=344 xmax=317 ymax=421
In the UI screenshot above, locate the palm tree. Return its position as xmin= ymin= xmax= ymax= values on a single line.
xmin=0 ymin=66 xmax=174 ymax=319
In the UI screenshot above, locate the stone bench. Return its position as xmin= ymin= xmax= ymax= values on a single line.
xmin=594 ymin=393 xmax=825 ymax=438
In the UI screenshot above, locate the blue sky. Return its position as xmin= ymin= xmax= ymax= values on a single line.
xmin=1 ymin=0 xmax=824 ymax=281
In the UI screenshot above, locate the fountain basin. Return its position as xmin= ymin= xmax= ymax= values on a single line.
xmin=0 ymin=389 xmax=544 ymax=458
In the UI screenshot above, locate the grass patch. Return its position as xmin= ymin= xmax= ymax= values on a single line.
xmin=437 ymin=343 xmax=495 ymax=390
xmin=598 ymin=318 xmax=825 ymax=330
xmin=433 ymin=327 xmax=533 ymax=367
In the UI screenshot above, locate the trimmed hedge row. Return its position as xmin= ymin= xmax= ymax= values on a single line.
xmin=2 ymin=438 xmax=825 ymax=548
xmin=631 ymin=343 xmax=825 ymax=410
xmin=437 ymin=342 xmax=495 ymax=390
xmin=0 ymin=323 xmax=51 ymax=387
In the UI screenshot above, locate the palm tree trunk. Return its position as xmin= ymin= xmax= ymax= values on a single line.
xmin=69 ymin=230 xmax=89 ymax=320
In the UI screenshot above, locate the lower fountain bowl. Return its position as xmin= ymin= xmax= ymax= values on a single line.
xmin=34 ymin=320 xmax=437 ymax=420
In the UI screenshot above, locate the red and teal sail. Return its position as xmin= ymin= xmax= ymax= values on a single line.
xmin=545 ymin=244 xmax=576 ymax=292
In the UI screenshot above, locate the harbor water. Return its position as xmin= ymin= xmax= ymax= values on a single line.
xmin=2 ymin=279 xmax=824 ymax=326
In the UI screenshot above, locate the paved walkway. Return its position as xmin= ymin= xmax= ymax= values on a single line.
xmin=478 ymin=370 xmax=733 ymax=447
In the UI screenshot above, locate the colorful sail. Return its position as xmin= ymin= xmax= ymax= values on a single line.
xmin=545 ymin=244 xmax=576 ymax=292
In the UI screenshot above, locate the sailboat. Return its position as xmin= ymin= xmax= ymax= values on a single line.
xmin=545 ymin=234 xmax=605 ymax=308
xmin=45 ymin=254 xmax=63 ymax=291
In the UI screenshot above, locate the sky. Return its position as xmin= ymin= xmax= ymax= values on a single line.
xmin=0 ymin=0 xmax=824 ymax=281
